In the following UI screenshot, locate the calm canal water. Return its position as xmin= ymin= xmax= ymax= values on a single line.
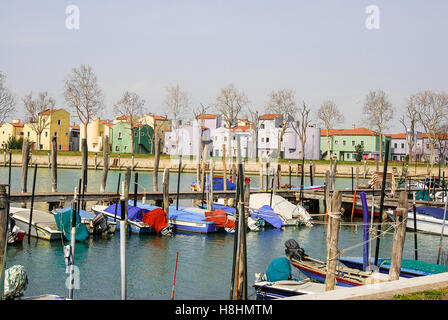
xmin=1 ymin=167 xmax=446 ymax=300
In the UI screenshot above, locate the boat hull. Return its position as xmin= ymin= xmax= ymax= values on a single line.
xmin=12 ymin=218 xmax=62 ymax=241
xmin=252 ymin=280 xmax=325 ymax=300
xmin=91 ymin=207 xmax=154 ymax=235
xmin=169 ymin=218 xmax=216 ymax=233
xmin=406 ymin=212 xmax=448 ymax=236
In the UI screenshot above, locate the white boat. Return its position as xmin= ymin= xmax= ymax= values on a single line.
xmin=249 ymin=193 xmax=313 ymax=226
xmin=10 ymin=207 xmax=64 ymax=241
xmin=252 ymin=278 xmax=340 ymax=300
xmin=387 ymin=206 xmax=448 ymax=236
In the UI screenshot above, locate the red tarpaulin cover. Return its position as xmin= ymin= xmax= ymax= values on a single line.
xmin=205 ymin=209 xmax=235 ymax=229
xmin=142 ymin=208 xmax=168 ymax=233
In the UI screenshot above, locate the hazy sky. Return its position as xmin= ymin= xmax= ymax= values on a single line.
xmin=1 ymin=0 xmax=447 ymax=133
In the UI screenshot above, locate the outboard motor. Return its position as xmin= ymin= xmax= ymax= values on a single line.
xmin=284 ymin=239 xmax=307 ymax=261
xmin=92 ymin=212 xmax=109 ymax=233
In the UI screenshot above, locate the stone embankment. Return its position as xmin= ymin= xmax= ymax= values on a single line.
xmin=3 ymin=152 xmax=438 ymax=178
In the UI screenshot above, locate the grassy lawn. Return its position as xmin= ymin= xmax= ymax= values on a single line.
xmin=393 ymin=288 xmax=448 ymax=300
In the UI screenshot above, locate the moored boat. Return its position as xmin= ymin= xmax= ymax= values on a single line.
xmin=387 ymin=206 xmax=448 ymax=236
xmin=91 ymin=204 xmax=155 ymax=234
xmin=9 ymin=207 xmax=64 ymax=241
xmin=53 ymin=207 xmax=117 ymax=235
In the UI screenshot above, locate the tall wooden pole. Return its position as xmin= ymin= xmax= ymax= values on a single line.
xmin=374 ymin=140 xmax=390 ymax=266
xmin=223 ymin=144 xmax=227 ymax=206
xmin=100 ymin=135 xmax=109 ymax=193
xmin=389 ymin=191 xmax=408 ymax=281
xmin=207 ymin=159 xmax=214 ymax=211
xmin=153 ymin=135 xmax=160 ymax=192
xmin=81 ymin=138 xmax=88 ymax=200
xmin=325 ymin=190 xmax=342 ymax=291
xmin=176 ymin=156 xmax=182 ymax=211
xmin=51 ymin=136 xmax=58 ymax=193
xmin=163 ymin=168 xmax=170 ymax=222
xmin=0 ymin=184 xmax=8 ymax=299
xmin=21 ymin=138 xmax=30 ymax=208
xmin=27 ymin=164 xmax=38 ymax=243
xmin=120 ymin=167 xmax=131 ymax=300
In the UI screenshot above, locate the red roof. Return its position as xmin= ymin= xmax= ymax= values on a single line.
xmin=231 ymin=125 xmax=252 ymax=132
xmin=259 ymin=113 xmax=280 ymax=120
xmin=149 ymin=115 xmax=168 ymax=121
xmin=418 ymin=133 xmax=448 ymax=140
xmin=40 ymin=109 xmax=58 ymax=116
xmin=388 ymin=133 xmax=407 ymax=139
xmin=71 ymin=125 xmax=80 ymax=130
xmin=320 ymin=128 xmax=379 ymax=137
xmin=196 ymin=114 xmax=218 ymax=119
xmin=11 ymin=123 xmax=24 ymax=128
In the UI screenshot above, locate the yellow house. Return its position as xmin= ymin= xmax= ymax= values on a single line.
xmin=0 ymin=120 xmax=24 ymax=149
xmin=23 ymin=109 xmax=70 ymax=150
xmin=79 ymin=117 xmax=113 ymax=152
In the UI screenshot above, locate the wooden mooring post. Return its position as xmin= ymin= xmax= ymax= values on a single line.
xmin=100 ymin=135 xmax=109 ymax=193
xmin=0 ymin=184 xmax=8 ymax=299
xmin=163 ymin=168 xmax=170 ymax=221
xmin=51 ymin=136 xmax=58 ymax=193
xmin=153 ymin=136 xmax=161 ymax=192
xmin=325 ymin=190 xmax=342 ymax=291
xmin=120 ymin=168 xmax=131 ymax=300
xmin=21 ymin=138 xmax=30 ymax=208
xmin=389 ymin=191 xmax=408 ymax=281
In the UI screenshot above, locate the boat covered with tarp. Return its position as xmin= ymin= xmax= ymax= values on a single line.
xmin=190 ymin=176 xmax=236 ymax=191
xmin=339 ymin=256 xmax=446 ymax=278
xmin=250 ymin=205 xmax=284 ymax=229
xmin=53 ymin=207 xmax=116 ymax=236
xmin=132 ymin=202 xmax=217 ymax=234
xmin=92 ymin=204 xmax=169 ymax=234
xmin=53 ymin=207 xmax=89 ymax=241
xmin=249 ymin=193 xmax=312 ymax=226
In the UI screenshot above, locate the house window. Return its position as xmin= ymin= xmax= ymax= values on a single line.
xmin=266 ymin=138 xmax=270 ymax=143
xmin=347 ymin=153 xmax=350 ymax=159
xmin=335 ymin=140 xmax=338 ymax=144
xmin=401 ymin=143 xmax=405 ymax=148
xmin=134 ymin=131 xmax=138 ymax=137
xmin=57 ymin=120 xmax=61 ymax=126
xmin=261 ymin=138 xmax=264 ymax=142
xmin=115 ymin=146 xmax=120 ymax=151
xmin=45 ymin=132 xmax=48 ymax=137
xmin=118 ymin=132 xmax=122 ymax=140
xmin=361 ymin=141 xmax=364 ymax=146
xmin=59 ymin=145 xmax=62 ymax=150
xmin=54 ymin=132 xmax=57 ymax=137
xmin=352 ymin=141 xmax=355 ymax=146
xmin=343 ymin=140 xmax=346 ymax=146
xmin=260 ymin=124 xmax=265 ymax=129
xmin=27 ymin=132 xmax=30 ymax=137
xmin=124 ymin=146 xmax=128 ymax=151
xmin=394 ymin=143 xmax=397 ymax=148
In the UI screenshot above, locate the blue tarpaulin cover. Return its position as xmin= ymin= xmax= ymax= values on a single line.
xmin=412 ymin=206 xmax=448 ymax=220
xmin=205 ymin=176 xmax=236 ymax=191
xmin=104 ymin=203 xmax=145 ymax=222
xmin=212 ymin=203 xmax=236 ymax=215
xmin=251 ymin=205 xmax=284 ymax=229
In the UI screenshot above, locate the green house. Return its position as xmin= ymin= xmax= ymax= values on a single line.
xmin=111 ymin=122 xmax=154 ymax=154
xmin=320 ymin=127 xmax=392 ymax=161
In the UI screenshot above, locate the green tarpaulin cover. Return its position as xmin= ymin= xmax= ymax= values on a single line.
xmin=53 ymin=208 xmax=89 ymax=242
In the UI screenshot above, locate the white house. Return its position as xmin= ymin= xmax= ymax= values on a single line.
xmin=212 ymin=125 xmax=252 ymax=158
xmin=164 ymin=121 xmax=212 ymax=157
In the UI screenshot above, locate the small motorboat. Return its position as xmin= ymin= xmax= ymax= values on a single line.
xmin=387 ymin=206 xmax=448 ymax=236
xmin=8 ymin=225 xmax=25 ymax=244
xmin=9 ymin=207 xmax=64 ymax=241
xmin=53 ymin=207 xmax=116 ymax=235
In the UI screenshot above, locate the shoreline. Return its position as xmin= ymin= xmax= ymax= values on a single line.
xmin=2 ymin=153 xmax=442 ymax=178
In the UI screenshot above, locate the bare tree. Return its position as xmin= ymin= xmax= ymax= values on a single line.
xmin=317 ymin=99 xmax=344 ymax=160
xmin=165 ymin=84 xmax=191 ymax=154
xmin=362 ymin=89 xmax=394 ymax=162
xmin=23 ymin=92 xmax=56 ymax=150
xmin=114 ymin=91 xmax=145 ymax=155
xmin=292 ymin=103 xmax=312 ymax=159
xmin=64 ymin=64 xmax=103 ymax=138
xmin=265 ymin=89 xmax=296 ymax=159
xmin=0 ymin=72 xmax=15 ymax=123
xmin=399 ymin=95 xmax=420 ymax=164
xmin=414 ymin=90 xmax=448 ymax=169
xmin=64 ymin=64 xmax=103 ymax=190
xmin=215 ymin=84 xmax=249 ymax=158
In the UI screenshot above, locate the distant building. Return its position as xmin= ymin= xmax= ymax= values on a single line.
xmin=212 ymin=125 xmax=252 ymax=158
xmin=79 ymin=118 xmax=113 ymax=152
xmin=0 ymin=120 xmax=24 ymax=149
xmin=389 ymin=133 xmax=408 ymax=161
xmin=23 ymin=109 xmax=70 ymax=151
xmin=111 ymin=122 xmax=154 ymax=154
xmin=320 ymin=127 xmax=391 ymax=161
xmin=140 ymin=114 xmax=170 ymax=152
xmin=415 ymin=133 xmax=448 ymax=164
xmin=69 ymin=125 xmax=80 ymax=151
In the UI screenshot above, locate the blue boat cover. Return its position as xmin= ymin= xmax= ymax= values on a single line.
xmin=266 ymin=257 xmax=291 ymax=282
xmin=412 ymin=206 xmax=448 ymax=220
xmin=212 ymin=203 xmax=236 ymax=215
xmin=205 ymin=176 xmax=236 ymax=191
xmin=104 ymin=203 xmax=144 ymax=222
xmin=53 ymin=207 xmax=89 ymax=241
xmin=251 ymin=205 xmax=284 ymax=229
